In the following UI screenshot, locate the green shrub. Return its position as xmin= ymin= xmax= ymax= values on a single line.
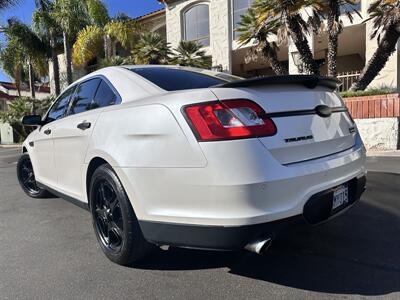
xmin=340 ymin=86 xmax=397 ymax=98
xmin=0 ymin=96 xmax=54 ymax=143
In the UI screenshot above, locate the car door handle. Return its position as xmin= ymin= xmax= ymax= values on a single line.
xmin=43 ymin=128 xmax=51 ymax=135
xmin=77 ymin=121 xmax=91 ymax=130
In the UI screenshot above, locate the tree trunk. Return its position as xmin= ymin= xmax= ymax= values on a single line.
xmin=104 ymin=35 xmax=112 ymax=60
xmin=63 ymin=31 xmax=73 ymax=85
xmin=14 ymin=67 xmax=22 ymax=97
xmin=327 ymin=1 xmax=341 ymax=78
xmin=287 ymin=16 xmax=320 ymax=75
xmin=351 ymin=25 xmax=400 ymax=91
xmin=50 ymin=35 xmax=61 ymax=96
xmin=262 ymin=43 xmax=288 ymax=75
xmin=112 ymin=41 xmax=117 ymax=57
xmin=28 ymin=61 xmax=36 ymax=114
xmin=51 ymin=49 xmax=61 ymax=96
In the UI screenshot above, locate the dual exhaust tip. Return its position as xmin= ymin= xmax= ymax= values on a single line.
xmin=245 ymin=237 xmax=272 ymax=255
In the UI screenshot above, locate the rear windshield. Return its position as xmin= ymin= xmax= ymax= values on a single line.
xmin=130 ymin=67 xmax=229 ymax=91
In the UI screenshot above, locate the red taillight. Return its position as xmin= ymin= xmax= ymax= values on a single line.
xmin=183 ymin=99 xmax=277 ymax=141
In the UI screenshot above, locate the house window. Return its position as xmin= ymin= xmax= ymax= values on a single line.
xmin=233 ymin=0 xmax=254 ymax=39
xmin=183 ymin=4 xmax=210 ymax=47
xmin=340 ymin=2 xmax=361 ymax=14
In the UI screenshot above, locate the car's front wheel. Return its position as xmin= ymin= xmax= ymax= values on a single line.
xmin=89 ymin=164 xmax=153 ymax=265
xmin=17 ymin=153 xmax=51 ymax=198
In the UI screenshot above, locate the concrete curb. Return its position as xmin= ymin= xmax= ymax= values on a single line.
xmin=367 ymin=151 xmax=400 ymax=157
xmin=0 ymin=144 xmax=21 ymax=149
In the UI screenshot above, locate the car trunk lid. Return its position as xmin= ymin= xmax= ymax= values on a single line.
xmin=211 ymin=76 xmax=356 ymax=165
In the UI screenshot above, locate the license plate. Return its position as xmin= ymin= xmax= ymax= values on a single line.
xmin=332 ymin=184 xmax=349 ymax=210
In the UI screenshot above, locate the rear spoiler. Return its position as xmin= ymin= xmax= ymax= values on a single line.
xmin=213 ymin=75 xmax=339 ymax=90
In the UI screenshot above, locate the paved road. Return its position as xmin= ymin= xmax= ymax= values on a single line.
xmin=0 ymin=147 xmax=399 ymax=299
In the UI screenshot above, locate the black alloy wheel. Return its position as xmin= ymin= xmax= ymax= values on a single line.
xmin=89 ymin=164 xmax=154 ymax=265
xmin=17 ymin=153 xmax=50 ymax=198
xmin=92 ymin=179 xmax=124 ymax=253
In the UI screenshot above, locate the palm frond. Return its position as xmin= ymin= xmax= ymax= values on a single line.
xmin=86 ymin=0 xmax=110 ymax=27
xmin=130 ymin=32 xmax=171 ymax=65
xmin=72 ymin=25 xmax=104 ymax=66
xmin=171 ymin=40 xmax=211 ymax=68
xmin=104 ymin=20 xmax=142 ymax=49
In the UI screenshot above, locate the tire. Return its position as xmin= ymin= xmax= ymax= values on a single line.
xmin=89 ymin=164 xmax=154 ymax=265
xmin=17 ymin=153 xmax=51 ymax=199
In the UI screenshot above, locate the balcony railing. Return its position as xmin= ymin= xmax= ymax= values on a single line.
xmin=337 ymin=70 xmax=361 ymax=92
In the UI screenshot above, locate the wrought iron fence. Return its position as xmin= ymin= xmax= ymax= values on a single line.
xmin=337 ymin=70 xmax=361 ymax=92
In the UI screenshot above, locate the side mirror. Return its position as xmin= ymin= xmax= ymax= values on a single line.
xmin=22 ymin=115 xmax=43 ymax=126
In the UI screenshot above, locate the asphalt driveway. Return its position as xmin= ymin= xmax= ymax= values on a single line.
xmin=0 ymin=147 xmax=399 ymax=299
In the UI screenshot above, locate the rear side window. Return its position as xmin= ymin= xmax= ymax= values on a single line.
xmin=93 ymin=80 xmax=117 ymax=109
xmin=46 ymin=86 xmax=76 ymax=122
xmin=130 ymin=68 xmax=225 ymax=91
xmin=69 ymin=78 xmax=101 ymax=115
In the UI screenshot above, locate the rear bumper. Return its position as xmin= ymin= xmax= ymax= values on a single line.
xmin=116 ymin=137 xmax=367 ymax=227
xmin=139 ymin=175 xmax=366 ymax=250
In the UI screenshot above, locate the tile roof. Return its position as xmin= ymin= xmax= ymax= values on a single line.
xmin=0 ymin=81 xmax=50 ymax=93
xmin=135 ymin=8 xmax=165 ymax=21
xmin=0 ymin=90 xmax=17 ymax=100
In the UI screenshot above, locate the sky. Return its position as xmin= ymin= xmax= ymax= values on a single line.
xmin=0 ymin=0 xmax=164 ymax=82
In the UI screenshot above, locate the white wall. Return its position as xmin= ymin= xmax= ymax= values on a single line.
xmin=356 ymin=118 xmax=399 ymax=151
xmin=49 ymin=53 xmax=86 ymax=95
xmin=165 ymin=0 xmax=232 ymax=72
xmin=0 ymin=122 xmax=14 ymax=144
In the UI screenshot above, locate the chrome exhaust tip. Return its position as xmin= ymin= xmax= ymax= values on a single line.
xmin=245 ymin=237 xmax=272 ymax=255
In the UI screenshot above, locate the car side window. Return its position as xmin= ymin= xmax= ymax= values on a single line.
xmin=45 ymin=86 xmax=76 ymax=123
xmin=69 ymin=78 xmax=101 ymax=115
xmin=93 ymin=80 xmax=118 ymax=109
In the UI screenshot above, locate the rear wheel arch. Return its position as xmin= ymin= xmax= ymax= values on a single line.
xmin=86 ymin=157 xmax=109 ymax=206
xmin=85 ymin=156 xmax=141 ymax=217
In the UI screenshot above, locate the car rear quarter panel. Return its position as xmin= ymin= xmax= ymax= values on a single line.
xmin=84 ymin=97 xmax=212 ymax=208
xmin=87 ymin=103 xmax=207 ymax=168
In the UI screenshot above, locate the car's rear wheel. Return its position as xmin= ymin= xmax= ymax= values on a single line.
xmin=17 ymin=153 xmax=50 ymax=198
xmin=89 ymin=164 xmax=153 ymax=265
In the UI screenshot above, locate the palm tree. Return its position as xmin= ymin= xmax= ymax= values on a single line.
xmin=104 ymin=20 xmax=142 ymax=57
xmin=86 ymin=0 xmax=109 ymax=27
xmin=72 ymin=20 xmax=141 ymax=67
xmin=52 ymin=0 xmax=89 ymax=85
xmin=1 ymin=19 xmax=48 ymax=101
xmin=171 ymin=40 xmax=211 ymax=68
xmin=240 ymin=0 xmax=361 ymax=76
xmin=236 ymin=7 xmax=288 ymax=75
xmin=325 ymin=1 xmax=360 ymax=77
xmin=351 ymin=0 xmax=400 ymax=91
xmin=72 ymin=25 xmax=104 ymax=66
xmin=32 ymin=0 xmax=63 ymax=95
xmin=252 ymin=0 xmax=320 ymax=75
xmin=308 ymin=0 xmax=361 ymax=78
xmin=85 ymin=0 xmax=111 ymax=58
xmin=130 ymin=32 xmax=171 ymax=65
xmin=0 ymin=39 xmax=25 ymax=96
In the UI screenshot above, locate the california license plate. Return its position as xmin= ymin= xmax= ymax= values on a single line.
xmin=332 ymin=184 xmax=349 ymax=210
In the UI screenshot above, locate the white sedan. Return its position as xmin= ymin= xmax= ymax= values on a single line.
xmin=18 ymin=66 xmax=367 ymax=265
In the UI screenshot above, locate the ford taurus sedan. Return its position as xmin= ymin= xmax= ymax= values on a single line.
xmin=17 ymin=66 xmax=367 ymax=266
